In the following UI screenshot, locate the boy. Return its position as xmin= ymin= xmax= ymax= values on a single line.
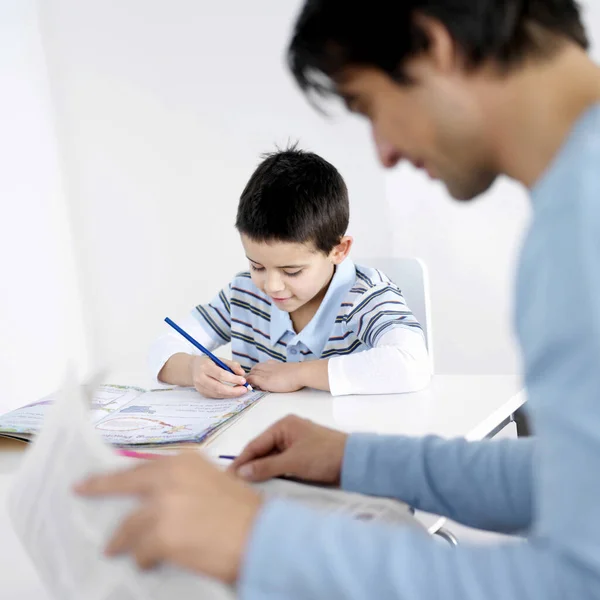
xmin=149 ymin=146 xmax=431 ymax=397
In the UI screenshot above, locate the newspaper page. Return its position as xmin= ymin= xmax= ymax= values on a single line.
xmin=9 ymin=373 xmax=425 ymax=599
xmin=256 ymin=478 xmax=420 ymax=527
xmin=9 ymin=372 xmax=235 ymax=600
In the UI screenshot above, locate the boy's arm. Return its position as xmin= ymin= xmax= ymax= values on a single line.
xmin=327 ymin=328 xmax=431 ymax=395
xmin=270 ymin=283 xmax=430 ymax=395
xmin=148 ymin=285 xmax=232 ymax=383
xmin=327 ymin=282 xmax=431 ymax=396
xmin=272 ymin=333 xmax=429 ymax=395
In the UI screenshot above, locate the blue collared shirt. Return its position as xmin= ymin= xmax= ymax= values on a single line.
xmin=192 ymin=258 xmax=423 ymax=371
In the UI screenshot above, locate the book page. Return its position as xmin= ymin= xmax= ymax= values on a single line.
xmin=9 ymin=372 xmax=234 ymax=600
xmin=89 ymin=385 xmax=148 ymax=424
xmin=0 ymin=385 xmax=145 ymax=439
xmin=0 ymin=385 xmax=265 ymax=448
xmin=93 ymin=388 xmax=265 ymax=446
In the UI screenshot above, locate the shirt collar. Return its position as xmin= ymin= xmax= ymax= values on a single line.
xmin=270 ymin=258 xmax=356 ymax=357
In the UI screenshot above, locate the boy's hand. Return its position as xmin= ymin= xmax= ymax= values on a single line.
xmin=246 ymin=361 xmax=305 ymax=393
xmin=229 ymin=415 xmax=348 ymax=484
xmin=76 ymin=452 xmax=262 ymax=583
xmin=190 ymin=356 xmax=248 ymax=398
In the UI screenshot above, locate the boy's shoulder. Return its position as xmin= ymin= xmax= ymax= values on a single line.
xmin=349 ymin=263 xmax=399 ymax=294
xmin=338 ymin=263 xmax=404 ymax=316
xmin=231 ymin=270 xmax=253 ymax=286
xmin=227 ymin=271 xmax=271 ymax=303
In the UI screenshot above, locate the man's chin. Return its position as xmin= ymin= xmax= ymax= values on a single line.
xmin=445 ymin=175 xmax=497 ymax=202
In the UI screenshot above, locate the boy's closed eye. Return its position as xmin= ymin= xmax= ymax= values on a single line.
xmin=250 ymin=264 xmax=303 ymax=277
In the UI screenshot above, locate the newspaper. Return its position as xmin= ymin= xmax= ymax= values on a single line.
xmin=9 ymin=372 xmax=423 ymax=599
xmin=9 ymin=372 xmax=234 ymax=600
xmin=257 ymin=477 xmax=417 ymax=524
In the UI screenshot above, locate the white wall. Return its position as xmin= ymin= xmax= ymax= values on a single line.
xmin=387 ymin=169 xmax=529 ymax=375
xmin=37 ymin=0 xmax=391 ymax=372
xmin=0 ymin=1 xmax=87 ymax=413
xmin=33 ymin=0 xmax=600 ymax=378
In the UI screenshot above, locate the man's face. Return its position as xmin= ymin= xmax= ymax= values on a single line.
xmin=337 ymin=62 xmax=499 ymax=201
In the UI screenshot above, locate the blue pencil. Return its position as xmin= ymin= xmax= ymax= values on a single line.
xmin=164 ymin=317 xmax=252 ymax=390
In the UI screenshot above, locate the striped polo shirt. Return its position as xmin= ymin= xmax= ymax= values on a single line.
xmin=191 ymin=258 xmax=423 ymax=372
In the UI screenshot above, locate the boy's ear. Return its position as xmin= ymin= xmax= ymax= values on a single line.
xmin=330 ymin=236 xmax=353 ymax=265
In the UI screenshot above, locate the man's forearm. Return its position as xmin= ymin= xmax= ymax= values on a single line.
xmin=240 ymin=499 xmax=582 ymax=600
xmin=343 ymin=434 xmax=535 ymax=533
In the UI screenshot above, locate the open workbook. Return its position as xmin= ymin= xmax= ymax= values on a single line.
xmin=0 ymin=384 xmax=265 ymax=448
xmin=9 ymin=373 xmax=423 ymax=599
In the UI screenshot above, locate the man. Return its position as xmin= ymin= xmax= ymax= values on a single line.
xmin=78 ymin=1 xmax=600 ymax=598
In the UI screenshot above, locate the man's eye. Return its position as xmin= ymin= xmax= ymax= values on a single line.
xmin=284 ymin=270 xmax=302 ymax=277
xmin=250 ymin=265 xmax=265 ymax=272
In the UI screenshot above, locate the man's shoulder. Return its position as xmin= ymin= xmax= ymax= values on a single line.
xmin=571 ymin=108 xmax=600 ymax=201
xmin=541 ymin=105 xmax=600 ymax=198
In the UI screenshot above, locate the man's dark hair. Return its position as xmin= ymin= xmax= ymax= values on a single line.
xmin=288 ymin=0 xmax=589 ymax=95
xmin=235 ymin=145 xmax=349 ymax=254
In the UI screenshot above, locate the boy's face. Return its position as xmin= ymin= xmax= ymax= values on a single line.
xmin=240 ymin=234 xmax=351 ymax=314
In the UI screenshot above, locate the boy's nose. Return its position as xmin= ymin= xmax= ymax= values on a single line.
xmin=264 ymin=273 xmax=285 ymax=295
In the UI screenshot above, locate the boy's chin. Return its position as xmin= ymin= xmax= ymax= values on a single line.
xmin=273 ymin=297 xmax=304 ymax=313
xmin=282 ymin=302 xmax=301 ymax=314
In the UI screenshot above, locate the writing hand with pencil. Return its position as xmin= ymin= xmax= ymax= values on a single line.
xmin=190 ymin=355 xmax=249 ymax=398
xmin=160 ymin=318 xmax=252 ymax=399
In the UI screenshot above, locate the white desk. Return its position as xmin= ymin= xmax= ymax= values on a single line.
xmin=0 ymin=374 xmax=524 ymax=599
xmin=206 ymin=375 xmax=524 ymax=456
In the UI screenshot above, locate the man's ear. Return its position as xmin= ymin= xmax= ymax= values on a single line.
xmin=409 ymin=13 xmax=460 ymax=78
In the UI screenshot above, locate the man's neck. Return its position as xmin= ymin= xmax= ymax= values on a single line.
xmin=485 ymin=45 xmax=600 ymax=189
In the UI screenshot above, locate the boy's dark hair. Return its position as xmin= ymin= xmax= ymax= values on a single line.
xmin=235 ymin=145 xmax=349 ymax=254
xmin=288 ymin=0 xmax=589 ymax=96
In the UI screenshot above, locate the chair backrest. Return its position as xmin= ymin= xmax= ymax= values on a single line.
xmin=356 ymin=257 xmax=434 ymax=371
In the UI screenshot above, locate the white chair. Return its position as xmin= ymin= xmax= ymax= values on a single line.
xmin=357 ymin=257 xmax=434 ymax=373
xmin=357 ymin=258 xmax=459 ymax=545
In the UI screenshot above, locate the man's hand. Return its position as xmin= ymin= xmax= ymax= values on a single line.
xmin=246 ymin=360 xmax=305 ymax=393
xmin=230 ymin=415 xmax=348 ymax=484
xmin=76 ymin=452 xmax=262 ymax=583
